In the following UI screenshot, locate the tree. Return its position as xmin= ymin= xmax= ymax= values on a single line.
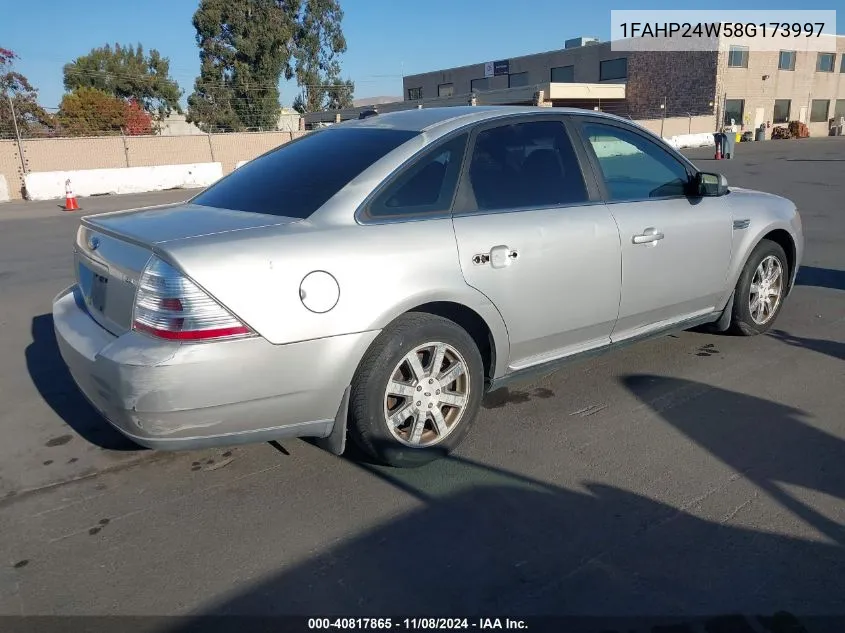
xmin=0 ymin=47 xmax=54 ymax=138
xmin=123 ymin=99 xmax=154 ymax=135
xmin=56 ymin=87 xmax=153 ymax=136
xmin=187 ymin=0 xmax=299 ymax=132
xmin=291 ymin=92 xmax=306 ymax=115
xmin=325 ymin=78 xmax=354 ymax=110
xmin=63 ymin=43 xmax=182 ymax=117
xmin=292 ymin=0 xmax=354 ymax=113
xmin=187 ymin=0 xmax=352 ymax=130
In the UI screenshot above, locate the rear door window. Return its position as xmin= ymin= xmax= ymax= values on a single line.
xmin=458 ymin=120 xmax=589 ymax=212
xmin=192 ymin=128 xmax=418 ymax=218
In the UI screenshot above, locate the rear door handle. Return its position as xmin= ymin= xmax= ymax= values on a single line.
xmin=632 ymin=228 xmax=664 ymax=245
xmin=489 ymin=245 xmax=518 ymax=268
xmin=474 ymin=246 xmax=519 ymax=268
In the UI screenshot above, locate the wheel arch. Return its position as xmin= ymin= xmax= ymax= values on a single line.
xmin=721 ymin=222 xmax=799 ymax=310
xmin=759 ymin=228 xmax=797 ymax=292
xmin=366 ymin=291 xmax=510 ymax=388
xmin=407 ymin=301 xmax=498 ymax=388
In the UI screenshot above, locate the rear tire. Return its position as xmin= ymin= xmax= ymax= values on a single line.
xmin=348 ymin=312 xmax=484 ymax=468
xmin=729 ymin=239 xmax=789 ymax=336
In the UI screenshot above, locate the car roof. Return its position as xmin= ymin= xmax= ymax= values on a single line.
xmin=337 ymin=105 xmax=628 ymax=135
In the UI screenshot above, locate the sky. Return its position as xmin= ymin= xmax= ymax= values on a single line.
xmin=2 ymin=0 xmax=843 ymax=110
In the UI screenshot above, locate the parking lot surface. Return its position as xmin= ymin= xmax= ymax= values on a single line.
xmin=1 ymin=139 xmax=843 ymax=629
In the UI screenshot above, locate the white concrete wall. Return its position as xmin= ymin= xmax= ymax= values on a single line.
xmin=24 ymin=163 xmax=223 ymax=201
xmin=664 ymin=132 xmax=716 ymax=150
xmin=590 ymin=138 xmax=641 ymax=157
xmin=0 ymin=175 xmax=9 ymax=203
xmin=590 ymin=132 xmax=716 ymax=158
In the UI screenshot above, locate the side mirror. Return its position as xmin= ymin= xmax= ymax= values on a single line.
xmin=694 ymin=171 xmax=729 ymax=197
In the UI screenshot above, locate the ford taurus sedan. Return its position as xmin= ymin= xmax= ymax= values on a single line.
xmin=53 ymin=106 xmax=803 ymax=467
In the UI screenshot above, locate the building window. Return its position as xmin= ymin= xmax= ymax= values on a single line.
xmin=470 ymin=77 xmax=490 ymax=92
xmin=834 ymin=100 xmax=845 ymax=121
xmin=437 ymin=83 xmax=453 ymax=98
xmin=778 ymin=50 xmax=796 ymax=71
xmin=840 ymin=54 xmax=845 ymax=73
xmin=599 ymin=58 xmax=627 ymax=81
xmin=407 ymin=87 xmax=422 ymax=100
xmin=728 ymin=46 xmax=749 ymax=68
xmin=773 ymin=99 xmax=791 ymax=124
xmin=723 ymin=99 xmax=744 ymax=126
xmin=816 ymin=53 xmax=835 ymax=72
xmin=550 ymin=65 xmax=574 ymax=82
xmin=810 ymin=99 xmax=830 ymax=122
xmin=508 ymin=72 xmax=529 ymax=88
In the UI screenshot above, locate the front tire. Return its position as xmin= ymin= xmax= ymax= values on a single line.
xmin=729 ymin=239 xmax=789 ymax=336
xmin=348 ymin=312 xmax=484 ymax=467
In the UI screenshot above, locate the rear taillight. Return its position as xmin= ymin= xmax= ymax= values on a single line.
xmin=132 ymin=256 xmax=252 ymax=341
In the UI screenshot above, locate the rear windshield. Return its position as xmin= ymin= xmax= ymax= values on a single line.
xmin=192 ymin=128 xmax=419 ymax=218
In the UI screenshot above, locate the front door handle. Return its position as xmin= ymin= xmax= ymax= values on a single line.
xmin=632 ymin=228 xmax=664 ymax=245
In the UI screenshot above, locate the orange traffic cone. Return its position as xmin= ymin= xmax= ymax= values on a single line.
xmin=63 ymin=179 xmax=80 ymax=211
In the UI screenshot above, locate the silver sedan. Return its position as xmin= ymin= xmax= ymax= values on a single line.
xmin=53 ymin=106 xmax=803 ymax=467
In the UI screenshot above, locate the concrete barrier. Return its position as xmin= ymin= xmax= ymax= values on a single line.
xmin=664 ymin=132 xmax=715 ymax=150
xmin=591 ymin=132 xmax=715 ymax=158
xmin=590 ymin=138 xmax=640 ymax=158
xmin=23 ymin=163 xmax=223 ymax=201
xmin=0 ymin=175 xmax=9 ymax=203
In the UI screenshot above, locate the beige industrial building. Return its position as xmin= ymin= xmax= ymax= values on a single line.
xmin=308 ymin=34 xmax=845 ymax=138
xmin=400 ymin=34 xmax=845 ymax=137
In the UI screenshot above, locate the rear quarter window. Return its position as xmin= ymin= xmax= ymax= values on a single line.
xmin=192 ymin=128 xmax=419 ymax=219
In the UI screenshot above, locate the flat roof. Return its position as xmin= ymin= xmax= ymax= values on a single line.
xmin=304 ymin=82 xmax=625 ymax=125
xmin=403 ymin=41 xmax=613 ymax=80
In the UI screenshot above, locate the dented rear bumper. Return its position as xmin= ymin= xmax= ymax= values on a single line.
xmin=52 ymin=285 xmax=378 ymax=450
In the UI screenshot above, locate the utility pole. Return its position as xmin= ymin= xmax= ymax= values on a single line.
xmin=7 ymin=93 xmax=27 ymax=175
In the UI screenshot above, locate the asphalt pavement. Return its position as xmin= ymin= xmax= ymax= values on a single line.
xmin=0 ymin=139 xmax=844 ymax=631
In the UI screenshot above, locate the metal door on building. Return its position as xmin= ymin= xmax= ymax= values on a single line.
xmin=754 ymin=107 xmax=765 ymax=129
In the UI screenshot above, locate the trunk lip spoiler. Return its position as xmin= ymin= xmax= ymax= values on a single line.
xmin=81 ymin=205 xmax=303 ymax=246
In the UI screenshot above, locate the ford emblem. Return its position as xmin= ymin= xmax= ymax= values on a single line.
xmin=88 ymin=236 xmax=101 ymax=251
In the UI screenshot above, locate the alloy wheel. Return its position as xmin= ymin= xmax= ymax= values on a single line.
xmin=749 ymin=255 xmax=784 ymax=325
xmin=383 ymin=341 xmax=471 ymax=448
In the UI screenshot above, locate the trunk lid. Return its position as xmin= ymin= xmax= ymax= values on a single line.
xmin=84 ymin=202 xmax=297 ymax=244
xmin=75 ymin=203 xmax=300 ymax=336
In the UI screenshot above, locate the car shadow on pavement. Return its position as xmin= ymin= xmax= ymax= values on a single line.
xmin=169 ymin=378 xmax=845 ymax=632
xmin=25 ymin=313 xmax=142 ymax=451
xmin=623 ymin=374 xmax=845 ymax=548
xmin=768 ymin=329 xmax=845 ymax=362
xmin=795 ymin=265 xmax=845 ymax=292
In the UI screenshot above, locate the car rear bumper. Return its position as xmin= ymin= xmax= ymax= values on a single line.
xmin=52 ymin=285 xmax=378 ymax=451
